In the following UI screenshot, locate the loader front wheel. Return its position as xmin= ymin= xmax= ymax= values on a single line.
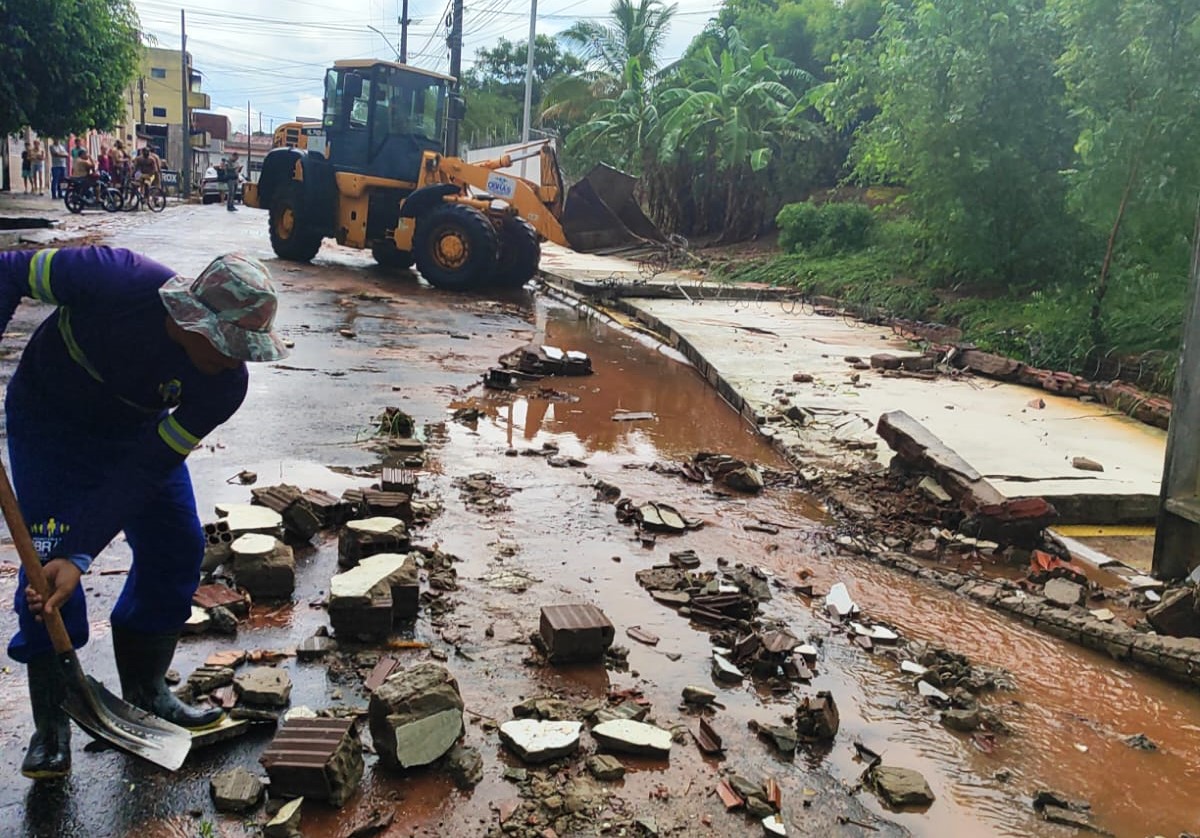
xmin=414 ymin=203 xmax=498 ymax=291
xmin=495 ymin=216 xmax=540 ymax=288
xmin=269 ymin=183 xmax=322 ymax=262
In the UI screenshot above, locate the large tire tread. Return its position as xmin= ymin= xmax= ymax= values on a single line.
xmin=413 ymin=203 xmax=499 ymax=291
xmin=269 ymin=182 xmax=323 ymax=262
xmin=495 ymin=216 xmax=541 ymax=288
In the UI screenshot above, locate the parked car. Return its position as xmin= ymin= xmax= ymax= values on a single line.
xmin=201 ymin=166 xmax=245 ymax=204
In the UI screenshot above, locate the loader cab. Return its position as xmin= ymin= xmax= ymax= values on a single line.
xmin=322 ymin=60 xmax=452 ymax=183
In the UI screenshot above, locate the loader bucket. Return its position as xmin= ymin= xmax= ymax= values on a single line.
xmin=562 ymin=164 xmax=666 ymax=253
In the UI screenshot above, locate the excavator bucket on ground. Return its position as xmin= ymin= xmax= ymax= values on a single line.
xmin=561 ymin=164 xmax=666 ymax=253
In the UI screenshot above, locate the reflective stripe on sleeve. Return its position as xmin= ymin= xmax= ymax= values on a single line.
xmin=56 ymin=308 xmax=104 ymax=382
xmin=157 ymin=414 xmax=201 ymax=456
xmin=26 ymin=249 xmax=59 ymax=304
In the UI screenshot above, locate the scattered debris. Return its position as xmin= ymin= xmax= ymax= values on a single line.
xmin=1071 ymin=457 xmax=1105 ymax=473
xmin=368 ymin=663 xmax=464 ymax=770
xmin=586 ymin=754 xmax=626 ymax=781
xmin=234 ymin=667 xmax=293 ymax=708
xmin=444 ymin=744 xmax=484 ymax=789
xmin=1146 ymin=586 xmax=1200 ymax=638
xmin=499 ymin=720 xmax=583 ymax=764
xmin=591 ymin=719 xmax=672 ymax=758
xmin=210 ymin=766 xmax=264 ymax=813
xmin=682 ymin=685 xmax=717 ymax=706
xmin=712 ymin=653 xmax=744 ymax=684
xmin=869 ymin=765 xmax=935 ymax=807
xmin=692 ymin=718 xmax=724 ymax=755
xmin=824 ymin=583 xmax=859 ymax=619
xmin=539 ymin=604 xmax=615 ymax=663
xmin=612 ymin=411 xmax=656 ymax=422
xmin=260 ymin=717 xmax=364 ymax=806
xmin=338 ymin=517 xmax=409 ymax=568
xmin=1043 ymin=578 xmax=1084 ymax=608
xmin=231 ymin=533 xmax=296 ymax=599
xmin=716 ymin=779 xmax=744 ymax=810
xmin=329 ymin=553 xmax=419 ymax=639
xmin=795 ymin=692 xmax=839 ymax=742
xmin=1122 ymin=733 xmax=1157 ymax=751
xmin=626 ymin=626 xmax=660 ymax=647
xmin=263 ymin=798 xmax=304 ymax=838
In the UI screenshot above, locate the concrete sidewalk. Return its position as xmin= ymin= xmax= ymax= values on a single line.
xmin=538 ymin=244 xmax=1166 ymax=531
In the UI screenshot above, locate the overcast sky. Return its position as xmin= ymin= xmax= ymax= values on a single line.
xmin=133 ymin=0 xmax=719 ymax=134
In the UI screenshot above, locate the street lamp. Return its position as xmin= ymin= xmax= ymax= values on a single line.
xmin=367 ymin=25 xmax=401 ymax=61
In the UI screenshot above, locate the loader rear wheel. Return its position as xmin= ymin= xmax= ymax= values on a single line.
xmin=269 ymin=183 xmax=322 ymax=262
xmin=371 ymin=240 xmax=414 ymax=271
xmin=413 ymin=203 xmax=498 ymax=291
xmin=495 ymin=216 xmax=540 ymax=288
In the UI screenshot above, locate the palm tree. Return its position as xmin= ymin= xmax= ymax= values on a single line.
xmin=541 ymin=0 xmax=677 ymax=142
xmin=653 ymin=28 xmax=817 ymax=237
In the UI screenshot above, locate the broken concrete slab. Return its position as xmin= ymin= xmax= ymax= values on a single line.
xmin=297 ymin=634 xmax=338 ymax=662
xmin=712 ymin=653 xmax=744 ymax=683
xmin=753 ymin=722 xmax=798 ymax=755
xmin=329 ymin=552 xmax=420 ymax=639
xmin=264 ymin=798 xmax=304 ymax=838
xmin=539 ymin=604 xmax=615 ymax=663
xmin=188 ymin=665 xmax=235 ymax=694
xmin=216 ymin=503 xmax=285 ymax=539
xmin=183 ymin=605 xmax=211 ymax=635
xmin=1043 ymin=578 xmax=1084 ymax=608
xmin=231 ymin=533 xmax=296 ymax=599
xmin=369 ymin=662 xmax=464 ymax=770
xmin=722 ymin=465 xmax=764 ymax=494
xmin=824 ymin=583 xmax=859 ymax=619
xmin=338 ymin=517 xmax=409 ymax=568
xmin=762 ymin=813 xmax=787 ymax=836
xmin=1146 ymin=587 xmax=1200 ymax=638
xmin=870 ymin=765 xmax=935 ymax=807
xmin=591 ymin=719 xmax=672 ymax=758
xmin=234 ymin=667 xmax=293 ymax=708
xmin=499 ymin=720 xmax=583 ymax=764
xmin=260 ymin=717 xmax=364 ymax=806
xmin=210 ymin=766 xmax=264 ymax=813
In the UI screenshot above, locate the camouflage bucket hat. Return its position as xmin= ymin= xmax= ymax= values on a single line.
xmin=159 ymin=253 xmax=289 ymax=362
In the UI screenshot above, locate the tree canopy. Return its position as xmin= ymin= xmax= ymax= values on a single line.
xmin=0 ymin=0 xmax=143 ymax=137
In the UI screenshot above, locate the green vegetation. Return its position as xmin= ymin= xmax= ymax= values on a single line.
xmin=548 ymin=0 xmax=1200 ymax=387
xmin=0 ymin=0 xmax=143 ymax=136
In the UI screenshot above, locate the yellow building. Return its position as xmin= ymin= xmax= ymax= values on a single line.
xmin=118 ymin=46 xmax=211 ymax=173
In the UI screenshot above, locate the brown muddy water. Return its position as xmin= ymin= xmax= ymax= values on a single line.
xmin=0 ymin=235 xmax=1195 ymax=837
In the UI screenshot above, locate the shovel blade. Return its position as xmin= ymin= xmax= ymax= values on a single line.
xmin=61 ymin=671 xmax=192 ymax=772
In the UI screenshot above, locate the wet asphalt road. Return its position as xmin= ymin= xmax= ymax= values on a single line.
xmin=0 ymin=204 xmax=1196 ymax=838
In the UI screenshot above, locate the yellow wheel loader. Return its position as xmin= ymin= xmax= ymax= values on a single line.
xmin=243 ymin=59 xmax=663 ymax=291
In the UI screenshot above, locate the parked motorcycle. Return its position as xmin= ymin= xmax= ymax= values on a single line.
xmin=63 ymin=172 xmax=120 ymax=214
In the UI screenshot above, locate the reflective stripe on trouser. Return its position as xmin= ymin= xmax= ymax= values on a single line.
xmin=5 ymin=378 xmax=205 ymax=663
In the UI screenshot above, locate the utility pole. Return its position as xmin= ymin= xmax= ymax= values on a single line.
xmin=180 ymin=9 xmax=191 ymax=199
xmin=138 ymin=77 xmax=147 ymax=133
xmin=247 ymin=101 xmax=252 ymax=173
xmin=521 ymin=0 xmax=538 ymax=178
xmin=446 ymin=0 xmax=464 ymax=156
xmin=400 ymin=0 xmax=410 ymax=62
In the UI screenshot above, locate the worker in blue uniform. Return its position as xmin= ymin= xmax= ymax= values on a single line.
xmin=0 ymin=246 xmax=289 ymax=779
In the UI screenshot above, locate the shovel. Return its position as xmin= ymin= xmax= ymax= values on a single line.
xmin=0 ymin=459 xmax=192 ymax=771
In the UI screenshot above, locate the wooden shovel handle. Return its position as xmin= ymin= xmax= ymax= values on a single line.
xmin=0 ymin=458 xmax=75 ymax=654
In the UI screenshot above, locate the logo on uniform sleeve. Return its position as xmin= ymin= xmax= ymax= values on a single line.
xmin=29 ymin=517 xmax=70 ymax=558
xmin=159 ymin=378 xmax=183 ymax=407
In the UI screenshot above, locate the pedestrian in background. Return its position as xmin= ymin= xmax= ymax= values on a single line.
xmin=98 ymin=146 xmax=113 ymax=177
xmin=49 ymin=140 xmax=69 ymax=200
xmin=20 ymin=146 xmax=31 ymax=193
xmin=223 ymin=152 xmax=241 ymax=212
xmin=70 ymin=138 xmax=84 ymax=161
xmin=30 ymin=142 xmax=45 ymax=195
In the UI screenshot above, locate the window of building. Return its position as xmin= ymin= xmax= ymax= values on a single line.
xmin=150 ymin=67 xmax=167 ymax=79
xmin=152 ymin=106 xmax=167 ymax=118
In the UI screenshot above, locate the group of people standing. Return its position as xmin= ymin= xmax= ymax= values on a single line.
xmin=21 ymin=138 xmax=165 ymax=203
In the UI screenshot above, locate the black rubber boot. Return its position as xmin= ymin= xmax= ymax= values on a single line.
xmin=21 ymin=654 xmax=71 ymax=780
xmin=111 ymin=626 xmax=224 ymax=729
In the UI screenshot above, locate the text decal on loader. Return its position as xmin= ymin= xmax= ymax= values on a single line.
xmin=486 ymin=173 xmax=516 ymax=200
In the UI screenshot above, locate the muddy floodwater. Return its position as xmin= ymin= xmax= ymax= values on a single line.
xmin=0 ymin=221 xmax=1197 ymax=837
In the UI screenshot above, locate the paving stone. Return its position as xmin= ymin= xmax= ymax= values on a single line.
xmin=591 ymin=719 xmax=672 ymax=758
xmin=587 ymin=754 xmax=626 ymax=781
xmin=499 ymin=720 xmax=583 ymax=764
xmin=338 ymin=517 xmax=409 ymax=568
xmin=539 ymin=604 xmax=614 ymax=663
xmin=216 ymin=503 xmax=285 ymax=539
xmin=234 ymin=667 xmax=293 ymax=708
xmin=329 ymin=553 xmax=419 ymax=638
xmin=260 ymin=716 xmax=363 ymax=807
xmin=870 ymin=765 xmax=934 ymax=807
xmin=368 ymin=662 xmax=464 ymax=770
xmin=263 ymin=798 xmax=303 ymax=838
xmin=1043 ymin=578 xmax=1084 ymax=608
xmin=210 ymin=766 xmax=264 ymax=813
